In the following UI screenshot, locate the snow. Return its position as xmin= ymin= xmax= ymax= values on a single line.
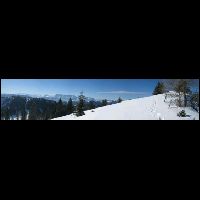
xmin=52 ymin=94 xmax=199 ymax=120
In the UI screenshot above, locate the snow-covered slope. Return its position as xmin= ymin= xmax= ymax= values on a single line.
xmin=52 ymin=94 xmax=199 ymax=120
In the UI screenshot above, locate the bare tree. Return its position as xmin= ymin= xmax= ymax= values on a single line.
xmin=162 ymin=79 xmax=199 ymax=107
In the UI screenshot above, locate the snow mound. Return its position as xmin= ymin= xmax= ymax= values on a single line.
xmin=52 ymin=94 xmax=199 ymax=120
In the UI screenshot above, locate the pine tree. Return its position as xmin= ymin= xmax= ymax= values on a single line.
xmin=29 ymin=102 xmax=37 ymax=120
xmin=153 ymin=82 xmax=165 ymax=95
xmin=5 ymin=108 xmax=10 ymax=120
xmin=88 ymin=101 xmax=96 ymax=110
xmin=101 ymin=99 xmax=108 ymax=106
xmin=55 ymin=98 xmax=64 ymax=117
xmin=117 ymin=97 xmax=122 ymax=103
xmin=66 ymin=98 xmax=74 ymax=114
xmin=76 ymin=92 xmax=85 ymax=116
xmin=16 ymin=112 xmax=20 ymax=120
xmin=1 ymin=110 xmax=4 ymax=120
xmin=21 ymin=107 xmax=26 ymax=120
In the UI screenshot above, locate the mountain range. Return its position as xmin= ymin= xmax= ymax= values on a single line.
xmin=1 ymin=93 xmax=97 ymax=103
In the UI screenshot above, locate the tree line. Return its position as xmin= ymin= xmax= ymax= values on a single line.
xmin=1 ymin=93 xmax=123 ymax=120
xmin=74 ymin=92 xmax=123 ymax=116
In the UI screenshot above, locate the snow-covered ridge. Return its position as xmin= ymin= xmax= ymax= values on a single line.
xmin=52 ymin=94 xmax=199 ymax=120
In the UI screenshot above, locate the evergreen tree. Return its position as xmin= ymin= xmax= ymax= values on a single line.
xmin=153 ymin=82 xmax=165 ymax=95
xmin=4 ymin=108 xmax=10 ymax=120
xmin=45 ymin=102 xmax=57 ymax=120
xmin=21 ymin=107 xmax=26 ymax=120
xmin=66 ymin=98 xmax=74 ymax=114
xmin=28 ymin=102 xmax=37 ymax=120
xmin=88 ymin=101 xmax=96 ymax=110
xmin=51 ymin=102 xmax=57 ymax=119
xmin=16 ymin=112 xmax=20 ymax=120
xmin=101 ymin=99 xmax=108 ymax=106
xmin=76 ymin=92 xmax=85 ymax=116
xmin=44 ymin=108 xmax=50 ymax=120
xmin=1 ymin=110 xmax=4 ymax=120
xmin=117 ymin=97 xmax=122 ymax=103
xmin=55 ymin=98 xmax=64 ymax=117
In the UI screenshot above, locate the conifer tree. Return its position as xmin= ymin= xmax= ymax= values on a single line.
xmin=88 ymin=101 xmax=96 ymax=110
xmin=21 ymin=107 xmax=26 ymax=120
xmin=29 ymin=102 xmax=37 ymax=120
xmin=1 ymin=110 xmax=4 ymax=120
xmin=153 ymin=82 xmax=165 ymax=95
xmin=55 ymin=98 xmax=64 ymax=117
xmin=16 ymin=112 xmax=20 ymax=120
xmin=67 ymin=98 xmax=74 ymax=114
xmin=117 ymin=97 xmax=122 ymax=103
xmin=76 ymin=92 xmax=85 ymax=116
xmin=5 ymin=108 xmax=10 ymax=120
xmin=101 ymin=99 xmax=108 ymax=106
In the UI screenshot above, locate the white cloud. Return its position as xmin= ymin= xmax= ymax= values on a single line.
xmin=96 ymin=91 xmax=148 ymax=94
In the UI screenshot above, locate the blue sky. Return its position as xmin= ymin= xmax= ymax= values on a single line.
xmin=1 ymin=79 xmax=159 ymax=100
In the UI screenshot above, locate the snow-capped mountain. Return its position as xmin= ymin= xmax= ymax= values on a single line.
xmin=1 ymin=93 xmax=97 ymax=103
xmin=43 ymin=94 xmax=97 ymax=102
xmin=52 ymin=94 xmax=199 ymax=120
xmin=43 ymin=94 xmax=77 ymax=102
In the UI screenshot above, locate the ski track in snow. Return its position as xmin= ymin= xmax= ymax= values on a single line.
xmin=52 ymin=94 xmax=199 ymax=120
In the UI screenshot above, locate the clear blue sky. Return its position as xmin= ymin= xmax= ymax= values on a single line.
xmin=1 ymin=79 xmax=159 ymax=100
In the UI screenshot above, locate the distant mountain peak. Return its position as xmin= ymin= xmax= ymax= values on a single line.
xmin=2 ymin=93 xmax=97 ymax=102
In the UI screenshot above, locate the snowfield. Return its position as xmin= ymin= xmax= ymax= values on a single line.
xmin=52 ymin=94 xmax=199 ymax=120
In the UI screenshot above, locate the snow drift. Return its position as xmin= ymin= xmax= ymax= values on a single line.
xmin=52 ymin=94 xmax=199 ymax=120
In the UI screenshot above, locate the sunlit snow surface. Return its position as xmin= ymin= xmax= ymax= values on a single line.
xmin=52 ymin=94 xmax=199 ymax=120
